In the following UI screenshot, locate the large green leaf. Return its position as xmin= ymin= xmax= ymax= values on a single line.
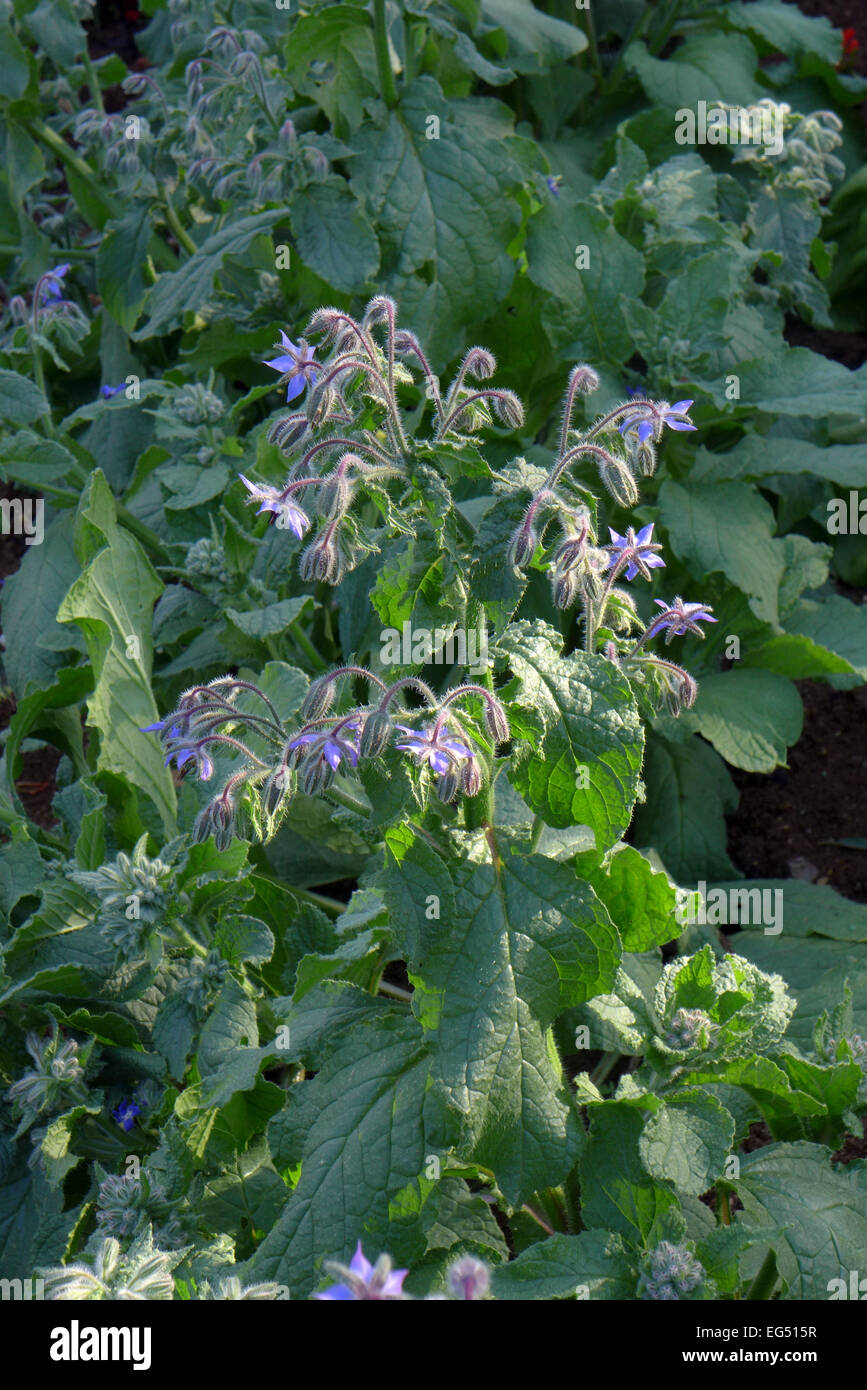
xmin=283 ymin=5 xmax=380 ymax=134
xmin=526 ymin=197 xmax=644 ymax=363
xmin=682 ymin=669 xmax=803 ymax=773
xmin=0 ymin=513 xmax=86 ymax=691
xmin=247 ymin=992 xmax=433 ymax=1299
xmin=584 ymin=845 xmax=680 ymax=952
xmin=480 ymin=0 xmax=587 ymax=72
xmin=658 ymin=479 xmax=783 ymax=626
xmin=499 ymin=621 xmax=644 ymax=847
xmin=382 ymin=827 xmax=620 ymax=1204
xmin=733 ymin=1143 xmax=867 ymax=1299
xmin=350 ymin=77 xmax=521 ymax=360
xmin=491 ymin=1230 xmax=635 ymax=1300
xmin=132 ymin=211 xmax=286 ymax=340
xmin=56 ymin=471 xmax=176 ymax=834
xmin=626 ymin=33 xmax=762 ymax=107
xmin=632 ymin=732 xmax=738 ymax=883
xmin=289 ymin=180 xmax=379 ymax=294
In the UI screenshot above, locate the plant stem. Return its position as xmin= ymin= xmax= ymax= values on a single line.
xmin=718 ymin=1185 xmax=731 ymax=1226
xmin=529 ymin=814 xmax=545 ymax=853
xmin=372 ymin=0 xmax=398 ymax=108
xmin=81 ymin=47 xmax=105 ymax=116
xmin=289 ymin=620 xmax=329 ymax=673
xmin=589 ymin=1051 xmax=622 ymax=1087
xmin=745 ymin=1249 xmax=778 ymax=1301
xmin=378 ymin=979 xmax=412 ymax=1002
xmin=286 ymin=883 xmax=347 ymax=917
xmin=324 ymin=783 xmax=372 ymax=818
xmin=160 ymin=186 xmax=197 ymax=257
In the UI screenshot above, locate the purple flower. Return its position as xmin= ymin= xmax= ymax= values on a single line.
xmin=607 ymin=523 xmax=666 ymax=582
xmin=112 ymin=1100 xmax=141 ymax=1132
xmin=288 ymin=719 xmax=361 ymax=773
xmin=546 ymin=175 xmax=562 ymax=197
xmin=100 ymin=383 xmax=126 ymax=399
xmin=238 ymin=475 xmax=310 ymax=540
xmin=265 ymin=331 xmax=318 ymax=403
xmin=141 ymin=720 xmax=213 ymax=779
xmin=447 ymin=1255 xmax=491 ymax=1301
xmin=619 ymin=399 xmax=696 ymax=443
xmin=645 ymin=596 xmax=717 ymax=643
xmin=394 ymin=721 xmax=475 ymax=777
xmin=315 ymin=1242 xmax=408 ymax=1301
xmin=41 ymin=262 xmax=71 ymax=302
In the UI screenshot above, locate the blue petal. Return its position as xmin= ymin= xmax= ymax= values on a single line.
xmin=635 ymin=523 xmax=655 ymax=546
xmin=670 ymin=400 xmax=693 ymax=413
xmin=285 ymin=372 xmax=306 ymax=403
xmin=667 ymin=420 xmax=697 ymax=432
xmin=637 ymin=421 xmax=654 ymax=442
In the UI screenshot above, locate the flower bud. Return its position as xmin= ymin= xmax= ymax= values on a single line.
xmin=635 ymin=440 xmax=656 ymax=477
xmin=268 ymin=414 xmax=309 ymax=451
xmin=569 ymin=364 xmax=600 ymax=395
xmin=262 ymin=766 xmax=291 ymax=817
xmin=492 ymin=390 xmax=525 ymax=429
xmin=300 ymin=677 xmax=335 ymax=721
xmin=483 ymin=699 xmax=509 ymax=744
xmin=436 ymin=772 xmax=459 ymax=804
xmin=393 ymin=331 xmax=417 ymax=355
xmin=554 ymin=533 xmax=588 ymax=572
xmin=363 ymin=295 xmax=397 ymax=327
xmin=464 ymin=348 xmax=496 ymax=380
xmin=305 ymin=307 xmax=343 ymax=342
xmin=299 ymin=530 xmax=344 ymax=585
xmin=506 ymin=523 xmax=537 ymax=570
xmin=553 ymin=569 xmax=579 ymax=610
xmin=317 ymin=474 xmax=351 ymax=520
xmin=461 ymin=759 xmax=482 ymax=797
xmin=359 ymin=710 xmax=392 ymax=759
xmin=599 ymin=458 xmax=639 ymax=509
xmin=302 ymin=757 xmax=334 ymax=797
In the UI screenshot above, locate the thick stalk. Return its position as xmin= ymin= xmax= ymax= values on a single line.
xmin=372 ymin=0 xmax=398 ymax=108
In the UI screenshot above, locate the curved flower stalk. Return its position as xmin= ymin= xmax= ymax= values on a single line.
xmin=143 ymin=669 xmax=510 ymax=850
xmin=238 ymin=296 xmax=524 ymax=585
xmin=505 ymin=366 xmax=713 ymax=716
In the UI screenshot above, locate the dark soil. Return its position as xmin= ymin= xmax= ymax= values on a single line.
xmin=727 ymin=679 xmax=867 ymax=903
xmin=795 ymin=0 xmax=867 ymax=77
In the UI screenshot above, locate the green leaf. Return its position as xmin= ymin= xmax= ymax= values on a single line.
xmin=526 ymin=197 xmax=645 ymax=363
xmin=479 ymin=0 xmax=587 ymax=72
xmin=639 ymin=1091 xmax=735 ymax=1197
xmin=248 ymin=994 xmax=433 ymax=1299
xmin=56 ymin=471 xmax=176 ymax=835
xmin=732 ymin=1143 xmax=867 ymax=1299
xmin=97 ymin=202 xmax=153 ymax=331
xmin=626 ymin=33 xmax=762 ymax=107
xmin=3 ymin=665 xmax=92 ymax=817
xmin=21 ymin=0 xmax=86 ymax=65
xmin=198 ymin=976 xmax=259 ymax=1079
xmin=0 ymin=368 xmax=48 ymax=426
xmin=585 ymin=845 xmax=679 ymax=952
xmin=224 ymin=597 xmax=312 ymax=642
xmin=350 ymin=76 xmax=521 ymax=360
xmin=737 ymin=349 xmax=867 ymax=418
xmin=283 ymin=5 xmax=380 ymax=134
xmin=692 ymin=436 xmax=867 ymax=489
xmin=499 ymin=620 xmax=644 ymax=847
xmin=726 ymin=0 xmax=842 ymax=62
xmin=658 ymin=479 xmax=783 ymax=626
xmin=681 ymin=669 xmax=803 ymax=773
xmin=382 ymin=830 xmax=619 ymax=1203
xmin=0 ymin=514 xmax=87 ymax=692
xmin=785 ymin=593 xmax=867 ymax=682
xmin=492 ymin=1230 xmax=635 ymax=1300
xmin=289 ymin=180 xmax=379 ymax=293
xmin=579 ymin=1103 xmax=682 ymax=1242
xmin=631 ymin=733 xmax=738 ymax=882
xmin=132 ymin=211 xmax=287 ymax=340
xmin=0 ymin=27 xmax=32 ymax=100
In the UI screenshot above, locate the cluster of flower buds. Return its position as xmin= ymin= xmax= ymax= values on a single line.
xmin=505 ymin=366 xmax=713 ymax=717
xmin=663 ymin=1007 xmax=716 ymax=1053
xmin=637 ymin=1242 xmax=706 ymax=1301
xmin=6 ymin=1027 xmax=91 ymax=1137
xmin=240 ymin=297 xmax=525 ymax=586
xmin=143 ymin=669 xmax=510 ymax=852
xmin=726 ymin=101 xmax=845 ymax=199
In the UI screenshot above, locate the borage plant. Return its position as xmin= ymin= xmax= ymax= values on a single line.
xmin=122 ymin=300 xmax=854 ymax=1301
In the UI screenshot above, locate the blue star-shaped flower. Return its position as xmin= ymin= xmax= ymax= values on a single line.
xmin=607 ymin=523 xmax=666 ymax=582
xmin=265 ymin=331 xmax=318 ymax=403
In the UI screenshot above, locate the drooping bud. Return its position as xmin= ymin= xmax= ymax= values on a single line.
xmin=307 ymin=382 xmax=336 ymax=430
xmin=302 ymin=756 xmax=334 ymax=797
xmin=268 ymin=414 xmax=309 ymax=452
xmin=317 ymin=473 xmax=351 ymax=520
xmin=300 ymin=676 xmax=336 ymax=721
xmin=636 ymin=439 xmax=656 ymax=477
xmin=460 ymin=759 xmax=482 ymax=797
xmin=262 ymin=766 xmax=291 ymax=817
xmin=506 ymin=522 xmax=538 ymax=570
xmin=553 ymin=569 xmax=579 ymax=610
xmin=436 ymin=772 xmax=459 ymax=804
xmin=599 ymin=458 xmax=640 ymax=509
xmin=463 ymin=347 xmax=496 ymax=380
xmin=299 ymin=529 xmax=345 ymax=585
xmin=483 ymin=699 xmax=510 ymax=744
xmin=569 ymin=364 xmax=600 ymax=395
xmin=359 ymin=710 xmax=392 ymax=759
xmin=492 ymin=390 xmax=525 ymax=430
xmin=305 ymin=307 xmax=344 ymax=342
xmin=364 ymin=295 xmax=397 ymax=327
